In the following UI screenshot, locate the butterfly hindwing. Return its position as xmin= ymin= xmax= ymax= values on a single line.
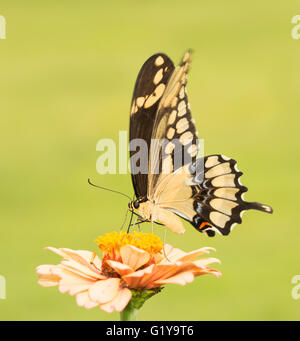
xmin=130 ymin=53 xmax=174 ymax=198
xmin=190 ymin=155 xmax=273 ymax=236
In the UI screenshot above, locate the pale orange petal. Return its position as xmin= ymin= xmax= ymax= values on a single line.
xmin=36 ymin=265 xmax=61 ymax=287
xmin=60 ymin=282 xmax=94 ymax=296
xmin=153 ymin=271 xmax=194 ymax=286
xmin=65 ymin=249 xmax=102 ymax=269
xmin=193 ymin=257 xmax=221 ymax=267
xmin=176 ymin=247 xmax=216 ymax=262
xmin=44 ymin=247 xmax=67 ymax=258
xmin=60 ymin=248 xmax=102 ymax=268
xmin=56 ymin=268 xmax=97 ymax=295
xmin=75 ymin=291 xmax=99 ymax=309
xmin=153 ymin=252 xmax=164 ymax=264
xmin=45 ymin=247 xmax=102 ymax=277
xmin=37 ymin=262 xmax=105 ymax=297
xmin=100 ymin=288 xmax=132 ymax=313
xmin=141 ymin=260 xmax=217 ymax=288
xmin=122 ymin=264 xmax=155 ymax=288
xmin=150 ymin=261 xmax=192 ymax=282
xmin=105 ymin=260 xmax=134 ymax=276
xmin=137 ymin=264 xmax=177 ymax=287
xmin=60 ymin=259 xmax=105 ymax=280
xmin=120 ymin=245 xmax=150 ymax=270
xmin=159 ymin=244 xmax=186 ymax=263
xmin=194 ymin=268 xmax=222 ymax=278
xmin=163 ymin=258 xmax=220 ymax=278
xmin=89 ymin=278 xmax=120 ymax=304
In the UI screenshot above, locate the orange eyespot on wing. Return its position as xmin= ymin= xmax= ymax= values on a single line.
xmin=198 ymin=222 xmax=211 ymax=230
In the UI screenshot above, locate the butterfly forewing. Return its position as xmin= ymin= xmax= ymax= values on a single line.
xmin=147 ymin=50 xmax=199 ymax=196
xmin=130 ymin=53 xmax=174 ymax=198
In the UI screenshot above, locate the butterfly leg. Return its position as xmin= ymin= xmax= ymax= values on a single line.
xmin=132 ymin=217 xmax=138 ymax=228
xmin=120 ymin=208 xmax=129 ymax=230
xmin=127 ymin=210 xmax=134 ymax=233
xmin=127 ymin=210 xmax=147 ymax=232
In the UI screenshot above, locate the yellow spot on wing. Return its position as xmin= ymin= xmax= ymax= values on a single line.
xmin=176 ymin=118 xmax=189 ymax=134
xmin=153 ymin=68 xmax=164 ymax=85
xmin=165 ymin=142 xmax=175 ymax=154
xmin=167 ymin=127 xmax=175 ymax=139
xmin=211 ymin=174 xmax=236 ymax=187
xmin=136 ymin=96 xmax=145 ymax=107
xmin=210 ymin=198 xmax=238 ymax=215
xmin=209 ymin=211 xmax=230 ymax=228
xmin=205 ymin=156 xmax=220 ymax=168
xmin=179 ymin=131 xmax=193 ymax=145
xmin=177 ymin=100 xmax=187 ymax=116
xmin=205 ymin=162 xmax=231 ymax=179
xmin=171 ymin=97 xmax=178 ymax=108
xmin=187 ymin=144 xmax=197 ymax=157
xmin=155 ymin=56 xmax=164 ymax=66
xmin=131 ymin=101 xmax=138 ymax=115
xmin=144 ymin=83 xmax=166 ymax=108
xmin=168 ymin=110 xmax=177 ymax=125
xmin=214 ymin=188 xmax=239 ymax=201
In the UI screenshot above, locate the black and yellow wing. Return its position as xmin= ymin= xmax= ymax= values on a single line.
xmin=129 ymin=53 xmax=174 ymax=199
xmin=129 ymin=50 xmax=273 ymax=237
xmin=188 ymin=155 xmax=273 ymax=236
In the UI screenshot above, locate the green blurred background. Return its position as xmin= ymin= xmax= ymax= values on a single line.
xmin=0 ymin=0 xmax=299 ymax=321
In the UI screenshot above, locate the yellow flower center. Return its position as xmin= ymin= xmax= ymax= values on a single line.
xmin=96 ymin=231 xmax=163 ymax=257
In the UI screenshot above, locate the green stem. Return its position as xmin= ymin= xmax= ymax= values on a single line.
xmin=119 ymin=288 xmax=162 ymax=321
xmin=120 ymin=303 xmax=139 ymax=321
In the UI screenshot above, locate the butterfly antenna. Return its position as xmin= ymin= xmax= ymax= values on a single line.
xmin=88 ymin=178 xmax=132 ymax=201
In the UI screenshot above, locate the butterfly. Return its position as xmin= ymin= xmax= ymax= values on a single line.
xmin=128 ymin=50 xmax=273 ymax=237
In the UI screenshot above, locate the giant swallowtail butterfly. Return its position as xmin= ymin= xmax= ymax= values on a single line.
xmin=128 ymin=50 xmax=273 ymax=237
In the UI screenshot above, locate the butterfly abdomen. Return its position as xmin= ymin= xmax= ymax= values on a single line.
xmin=136 ymin=201 xmax=186 ymax=234
xmin=152 ymin=206 xmax=186 ymax=234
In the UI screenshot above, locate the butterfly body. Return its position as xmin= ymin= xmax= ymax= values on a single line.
xmin=132 ymin=200 xmax=186 ymax=234
xmin=129 ymin=51 xmax=273 ymax=237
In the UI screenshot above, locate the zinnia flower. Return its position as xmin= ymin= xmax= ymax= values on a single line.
xmin=36 ymin=231 xmax=221 ymax=319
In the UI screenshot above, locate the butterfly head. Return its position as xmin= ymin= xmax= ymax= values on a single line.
xmin=129 ymin=198 xmax=153 ymax=222
xmin=129 ymin=197 xmax=148 ymax=210
xmin=129 ymin=200 xmax=140 ymax=210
